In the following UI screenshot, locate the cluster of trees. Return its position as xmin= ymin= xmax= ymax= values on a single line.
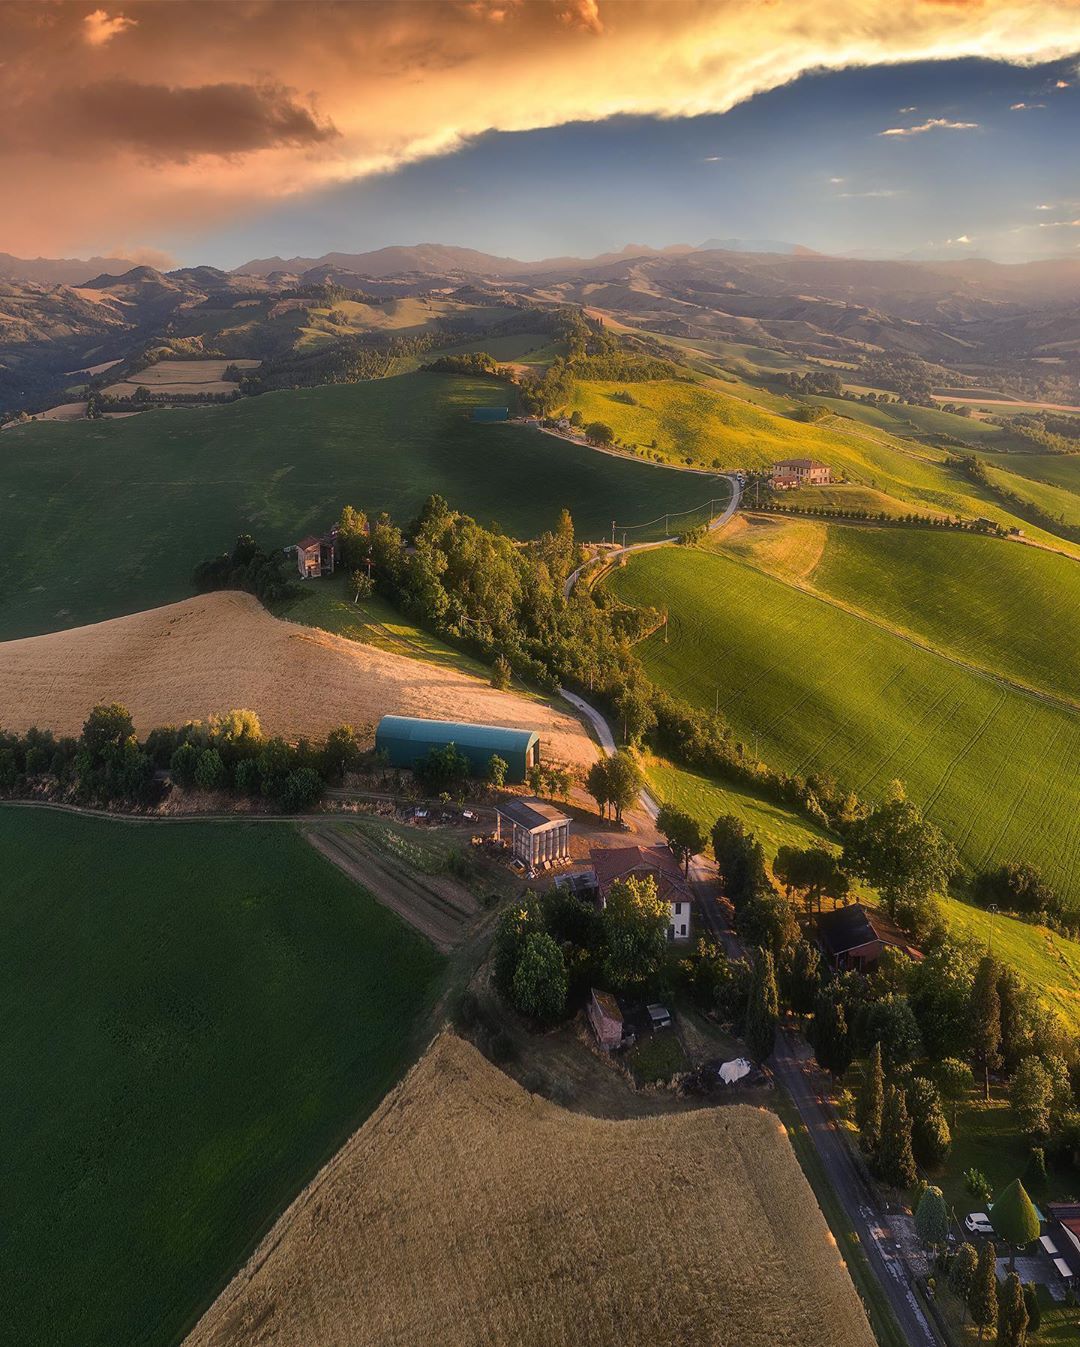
xmin=585 ymin=752 xmax=645 ymax=824
xmin=1005 ymin=412 xmax=1080 ymax=455
xmin=775 ymin=369 xmax=844 ymax=398
xmin=421 ymin=351 xmax=505 ymax=377
xmin=0 ymin=703 xmax=365 ymax=811
xmin=494 ymin=874 xmax=670 ymax=1023
xmin=943 ymin=1237 xmax=1035 ymax=1343
xmin=856 ymin=355 xmax=938 ymax=405
xmin=192 ymin=533 xmax=300 ymax=605
xmin=239 ymin=327 xmax=458 ymax=395
xmin=974 ymin=862 xmax=1069 ymax=927
xmin=856 ymin=1043 xmax=950 ymax=1186
xmin=88 ymin=387 xmax=240 ymax=412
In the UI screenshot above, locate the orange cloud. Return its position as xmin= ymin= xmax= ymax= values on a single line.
xmin=1 ymin=0 xmax=1078 ymax=255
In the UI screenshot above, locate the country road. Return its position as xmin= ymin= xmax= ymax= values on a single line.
xmin=562 ymin=472 xmax=742 ymax=597
xmin=558 ymin=683 xmax=941 ymax=1347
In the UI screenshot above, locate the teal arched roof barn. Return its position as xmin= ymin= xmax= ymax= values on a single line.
xmin=375 ymin=715 xmax=540 ymax=783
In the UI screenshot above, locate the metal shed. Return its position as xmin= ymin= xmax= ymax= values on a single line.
xmin=375 ymin=715 xmax=540 ymax=783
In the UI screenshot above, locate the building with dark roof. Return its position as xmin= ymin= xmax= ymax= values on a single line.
xmin=375 ymin=715 xmax=541 ymax=784
xmin=815 ymin=903 xmax=921 ymax=972
xmin=589 ymin=844 xmax=692 ymax=941
xmin=496 ymin=797 xmax=571 ymax=871
xmin=1047 ymin=1204 xmax=1080 ymax=1282
xmin=293 ymin=529 xmax=337 ymax=579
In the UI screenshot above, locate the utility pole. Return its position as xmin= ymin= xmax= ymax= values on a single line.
xmin=611 ymin=519 xmax=616 ymax=545
xmin=987 ymin=903 xmax=999 ymax=955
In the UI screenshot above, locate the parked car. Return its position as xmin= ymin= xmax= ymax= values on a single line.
xmin=646 ymin=1003 xmax=673 ymax=1030
xmin=965 ymin=1213 xmax=994 ymax=1236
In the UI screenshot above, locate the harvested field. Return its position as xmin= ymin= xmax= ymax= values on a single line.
xmin=305 ymin=823 xmax=480 ymax=951
xmin=102 ymin=357 xmax=259 ymax=397
xmin=184 ymin=1032 xmax=875 ymax=1347
xmin=0 ymin=591 xmax=596 ymax=766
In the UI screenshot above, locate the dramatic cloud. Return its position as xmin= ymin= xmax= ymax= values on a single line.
xmin=82 ymin=9 xmax=137 ymax=46
xmin=33 ymin=80 xmax=339 ymax=160
xmin=880 ymin=117 xmax=981 ymax=136
xmin=1 ymin=0 xmax=1079 ymax=254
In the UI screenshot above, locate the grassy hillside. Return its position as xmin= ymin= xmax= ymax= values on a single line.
xmin=983 ymin=460 xmax=1080 ymax=527
xmin=607 ymin=545 xmax=1080 ymax=902
xmin=185 ymin=1032 xmax=876 ymax=1347
xmin=793 ymin=523 xmax=1080 ymax=702
xmin=0 ymin=809 xmax=444 ymax=1347
xmin=0 ymin=372 xmax=725 ymax=638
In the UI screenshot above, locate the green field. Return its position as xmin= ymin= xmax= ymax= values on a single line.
xmin=608 ymin=545 xmax=1080 ymax=902
xmin=984 ymin=460 xmax=1080 ymax=527
xmin=0 ymin=809 xmax=444 ymax=1347
xmin=806 ymin=525 xmax=1080 ymax=703
xmin=0 ymin=371 xmax=726 ymax=639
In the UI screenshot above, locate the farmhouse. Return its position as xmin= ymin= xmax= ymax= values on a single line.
xmin=816 ymin=903 xmax=921 ymax=973
xmin=293 ymin=529 xmax=337 ymax=579
xmin=587 ymin=988 xmax=626 ymax=1051
xmin=375 ymin=715 xmax=541 ymax=784
xmin=771 ymin=457 xmax=832 ymax=487
xmin=496 ymin=797 xmax=571 ymax=871
xmin=589 ymin=844 xmax=692 ymax=941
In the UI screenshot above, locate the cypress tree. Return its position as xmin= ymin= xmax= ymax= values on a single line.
xmin=857 ymin=1041 xmax=885 ymax=1156
xmin=950 ymin=1243 xmax=978 ymax=1321
xmin=996 ymin=1270 xmax=1028 ymax=1347
xmin=991 ymin=1180 xmax=1041 ymax=1272
xmin=745 ymin=946 xmax=779 ymax=1063
xmin=875 ymin=1085 xmax=918 ymax=1190
xmin=971 ymin=955 xmax=1002 ymax=1102
xmin=970 ymin=1241 xmax=998 ymax=1342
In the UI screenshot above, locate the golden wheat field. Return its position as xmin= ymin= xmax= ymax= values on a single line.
xmin=183 ymin=1033 xmax=875 ymax=1347
xmin=0 ymin=592 xmax=596 ymax=765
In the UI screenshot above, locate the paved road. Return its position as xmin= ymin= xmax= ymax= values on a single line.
xmin=558 ymin=685 xmax=939 ymax=1347
xmin=562 ymin=473 xmax=742 ymax=597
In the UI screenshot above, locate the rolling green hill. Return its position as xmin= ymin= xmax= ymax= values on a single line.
xmin=796 ymin=524 xmax=1080 ymax=703
xmin=0 ymin=372 xmax=726 ymax=639
xmin=983 ymin=460 xmax=1080 ymax=527
xmin=608 ymin=545 xmax=1080 ymax=903
xmin=0 ymin=809 xmax=443 ymax=1347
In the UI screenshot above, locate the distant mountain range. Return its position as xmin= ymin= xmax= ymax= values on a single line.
xmin=0 ymin=251 xmax=142 ymax=286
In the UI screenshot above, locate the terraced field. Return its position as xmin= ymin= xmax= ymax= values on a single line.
xmin=608 ymin=545 xmax=1080 ymax=902
xmin=0 ymin=372 xmax=725 ymax=639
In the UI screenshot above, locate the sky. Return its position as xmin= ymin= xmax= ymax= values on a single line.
xmin=2 ymin=0 xmax=1079 ymax=269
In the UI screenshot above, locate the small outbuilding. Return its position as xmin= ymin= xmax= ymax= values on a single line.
xmin=496 ymin=797 xmax=571 ymax=871
xmin=816 ymin=903 xmax=921 ymax=973
xmin=293 ymin=529 xmax=337 ymax=579
xmin=374 ymin=715 xmax=541 ymax=783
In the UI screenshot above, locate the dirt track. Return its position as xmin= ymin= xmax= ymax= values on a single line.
xmin=0 ymin=592 xmax=597 ymax=766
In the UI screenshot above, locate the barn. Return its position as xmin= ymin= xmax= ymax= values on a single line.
xmin=375 ymin=715 xmax=540 ymax=783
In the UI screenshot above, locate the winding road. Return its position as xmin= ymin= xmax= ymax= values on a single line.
xmin=562 ymin=473 xmax=742 ymax=597
xmin=559 ymin=681 xmax=940 ymax=1347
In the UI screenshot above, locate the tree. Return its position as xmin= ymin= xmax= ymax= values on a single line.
xmin=859 ymin=993 xmax=923 ymax=1070
xmin=970 ymin=1242 xmax=998 ymax=1341
xmin=1010 ymin=1057 xmax=1053 ymax=1139
xmin=349 ymin=569 xmax=373 ymax=602
xmin=908 ymin=1076 xmax=952 ymax=1168
xmin=414 ymin=741 xmax=469 ymax=794
xmin=511 ymin=932 xmax=568 ymax=1024
xmin=321 ymin=725 xmax=361 ymax=783
xmin=996 ymin=1271 xmax=1028 ymax=1347
xmin=773 ymin=845 xmax=849 ymax=914
xmin=486 ymin=753 xmax=508 ymax=788
xmin=490 ymin=654 xmax=512 ymax=691
xmin=841 ymin=783 xmax=958 ymax=915
xmin=656 ymin=804 xmax=705 ymax=877
xmin=604 ymin=752 xmax=643 ymax=824
xmin=935 ymin=1058 xmax=975 ymax=1128
xmin=785 ymin=938 xmax=821 ymax=1017
xmin=600 ymin=875 xmax=669 ymax=991
xmin=584 ymin=420 xmax=615 ymax=446
xmin=744 ymin=946 xmax=779 ymax=1063
xmin=950 ymin=1242 xmax=978 ymax=1315
xmin=194 ymin=747 xmax=225 ymax=791
xmin=990 ymin=1180 xmax=1040 ymax=1271
xmin=857 ymin=1041 xmax=884 ymax=1155
xmin=169 ymin=741 xmax=200 ymax=788
xmin=336 ymin=505 xmax=369 ymax=569
xmin=915 ymin=1184 xmax=949 ymax=1252
xmin=875 ymin=1086 xmax=917 ymax=1190
xmin=971 ymin=955 xmax=1002 ymax=1101
xmin=1021 ymin=1283 xmax=1040 ymax=1335
xmin=586 ymin=758 xmax=612 ymax=819
xmin=80 ymin=703 xmax=135 ymax=760
xmin=810 ymin=984 xmax=854 ymax=1077
xmin=614 ymin=675 xmax=656 ymax=745
xmin=711 ymin=815 xmax=766 ymax=908
xmin=735 ymin=885 xmax=798 ymax=959
xmin=278 ymin=767 xmax=324 ymax=812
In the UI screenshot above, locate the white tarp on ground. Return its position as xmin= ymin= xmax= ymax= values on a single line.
xmin=719 ymin=1058 xmax=752 ymax=1085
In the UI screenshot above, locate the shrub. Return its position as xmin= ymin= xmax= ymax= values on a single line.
xmin=277 ymin=767 xmax=324 ymax=812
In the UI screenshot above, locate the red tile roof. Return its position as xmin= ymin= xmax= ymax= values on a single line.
xmin=296 ymin=535 xmax=323 ymax=551
xmin=589 ymin=844 xmax=690 ymax=903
